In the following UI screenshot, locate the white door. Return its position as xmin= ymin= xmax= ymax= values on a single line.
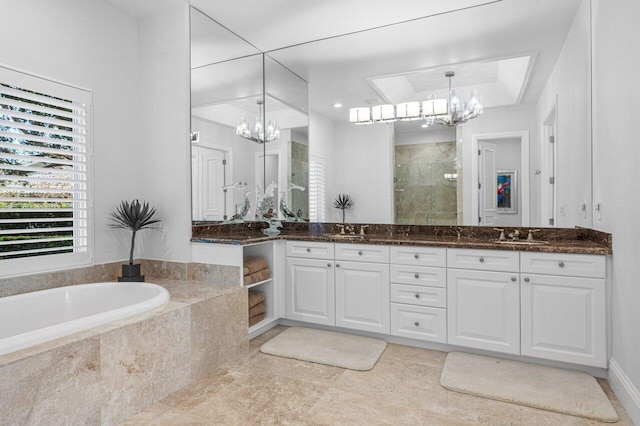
xmin=335 ymin=261 xmax=390 ymax=333
xmin=447 ymin=269 xmax=520 ymax=354
xmin=192 ymin=146 xmax=227 ymax=220
xmin=478 ymin=141 xmax=497 ymax=225
xmin=286 ymin=258 xmax=335 ymax=325
xmin=521 ymin=274 xmax=606 ymax=367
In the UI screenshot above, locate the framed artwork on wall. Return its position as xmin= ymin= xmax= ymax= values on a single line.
xmin=497 ymin=170 xmax=517 ymax=213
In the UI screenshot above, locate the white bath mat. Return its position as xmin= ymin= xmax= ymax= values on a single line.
xmin=440 ymin=352 xmax=619 ymax=422
xmin=259 ymin=327 xmax=386 ymax=371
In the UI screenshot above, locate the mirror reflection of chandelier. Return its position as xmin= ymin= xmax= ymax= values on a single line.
xmin=236 ymin=99 xmax=280 ymax=143
xmin=349 ymin=71 xmax=483 ymax=128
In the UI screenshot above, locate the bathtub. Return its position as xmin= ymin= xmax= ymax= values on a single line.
xmin=0 ymin=282 xmax=170 ymax=356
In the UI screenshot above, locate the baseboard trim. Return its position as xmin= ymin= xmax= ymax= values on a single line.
xmin=609 ymin=357 xmax=640 ymax=425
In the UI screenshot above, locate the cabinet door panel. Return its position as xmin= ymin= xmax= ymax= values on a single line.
xmin=335 ymin=261 xmax=390 ymax=334
xmin=447 ymin=269 xmax=520 ymax=354
xmin=521 ymin=274 xmax=606 ymax=367
xmin=447 ymin=249 xmax=519 ymax=273
xmin=390 ymin=304 xmax=446 ymax=343
xmin=335 ymin=243 xmax=389 ymax=263
xmin=286 ymin=258 xmax=335 ymax=325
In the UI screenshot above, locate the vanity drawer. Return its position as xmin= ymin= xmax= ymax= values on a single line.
xmin=390 ymin=264 xmax=446 ymax=288
xmin=335 ymin=243 xmax=389 ymax=263
xmin=286 ymin=241 xmax=334 ymax=260
xmin=390 ymin=303 xmax=447 ymax=343
xmin=521 ymin=252 xmax=605 ymax=278
xmin=447 ymin=249 xmax=519 ymax=273
xmin=390 ymin=246 xmax=446 ymax=267
xmin=391 ymin=284 xmax=446 ymax=308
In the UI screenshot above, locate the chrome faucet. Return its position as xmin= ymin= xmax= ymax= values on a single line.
xmin=507 ymin=229 xmax=520 ymax=241
xmin=336 ymin=224 xmax=345 ymax=235
xmin=527 ymin=229 xmax=541 ymax=241
xmin=493 ymin=228 xmax=506 ymax=241
xmin=359 ymin=225 xmax=369 ymax=236
xmin=345 ymin=224 xmax=355 ymax=235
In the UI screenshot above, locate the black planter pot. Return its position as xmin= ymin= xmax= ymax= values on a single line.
xmin=118 ymin=263 xmax=145 ymax=282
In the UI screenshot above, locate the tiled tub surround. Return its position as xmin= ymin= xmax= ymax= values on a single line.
xmin=0 ymin=263 xmax=247 ymax=425
xmin=191 ymin=222 xmax=612 ymax=255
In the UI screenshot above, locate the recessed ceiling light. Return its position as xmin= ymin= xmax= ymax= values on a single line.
xmin=333 ymin=103 xmax=342 ymax=108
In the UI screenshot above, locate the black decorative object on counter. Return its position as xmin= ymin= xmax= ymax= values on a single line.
xmin=109 ymin=199 xmax=161 ymax=282
xmin=333 ymin=193 xmax=354 ymax=223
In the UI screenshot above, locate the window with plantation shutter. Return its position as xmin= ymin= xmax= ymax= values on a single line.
xmin=0 ymin=66 xmax=92 ymax=276
xmin=309 ymin=154 xmax=326 ymax=222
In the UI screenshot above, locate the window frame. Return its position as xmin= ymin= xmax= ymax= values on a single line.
xmin=0 ymin=65 xmax=93 ymax=277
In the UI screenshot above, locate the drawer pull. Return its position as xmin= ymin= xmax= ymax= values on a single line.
xmin=414 ymin=254 xmax=419 ymax=259
xmin=558 ymin=261 xmax=565 ymax=268
xmin=336 ymin=264 xmax=340 ymax=268
xmin=414 ymin=273 xmax=419 ymax=279
xmin=327 ymin=263 xmax=331 ymax=267
xmin=306 ymin=248 xmax=311 ymax=253
xmin=479 ymin=257 xmax=485 ymax=263
xmin=415 ymin=293 xmax=420 ymax=299
xmin=511 ymin=276 xmax=517 ymax=282
xmin=414 ymin=321 xmax=420 ymax=327
xmin=358 ymin=251 xmax=363 ymax=255
xmin=524 ymin=277 xmax=530 ymax=282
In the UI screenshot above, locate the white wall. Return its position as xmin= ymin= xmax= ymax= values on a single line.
xmin=395 ymin=128 xmax=456 ymax=145
xmin=593 ymin=0 xmax=640 ymax=422
xmin=137 ymin=2 xmax=192 ymax=262
xmin=0 ymin=0 xmax=142 ymax=265
xmin=331 ymin=122 xmax=394 ymax=223
xmin=536 ymin=0 xmax=592 ymax=229
xmin=459 ymin=104 xmax=537 ymax=225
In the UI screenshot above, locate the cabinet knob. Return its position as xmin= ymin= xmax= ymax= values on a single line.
xmin=414 ymin=321 xmax=420 ymax=327
xmin=511 ymin=276 xmax=517 ymax=282
xmin=558 ymin=261 xmax=565 ymax=268
xmin=415 ymin=293 xmax=420 ymax=299
xmin=414 ymin=273 xmax=419 ymax=279
xmin=358 ymin=251 xmax=363 ymax=255
xmin=479 ymin=257 xmax=485 ymax=263
xmin=414 ymin=254 xmax=419 ymax=259
xmin=524 ymin=277 xmax=530 ymax=282
xmin=327 ymin=263 xmax=331 ymax=267
xmin=336 ymin=264 xmax=340 ymax=268
xmin=306 ymin=248 xmax=311 ymax=253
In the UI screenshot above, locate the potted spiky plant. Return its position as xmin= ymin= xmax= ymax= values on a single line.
xmin=332 ymin=193 xmax=354 ymax=223
xmin=109 ymin=199 xmax=161 ymax=282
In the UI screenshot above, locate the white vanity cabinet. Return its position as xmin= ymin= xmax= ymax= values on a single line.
xmin=334 ymin=244 xmax=390 ymax=333
xmin=520 ymin=252 xmax=607 ymax=368
xmin=286 ymin=242 xmax=336 ymax=326
xmin=447 ymin=249 xmax=521 ymax=354
xmin=390 ymin=246 xmax=448 ymax=343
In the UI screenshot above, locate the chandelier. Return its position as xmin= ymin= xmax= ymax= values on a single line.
xmin=236 ymin=99 xmax=280 ymax=143
xmin=349 ymin=71 xmax=483 ymax=128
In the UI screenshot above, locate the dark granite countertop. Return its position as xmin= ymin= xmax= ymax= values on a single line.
xmin=191 ymin=223 xmax=612 ymax=255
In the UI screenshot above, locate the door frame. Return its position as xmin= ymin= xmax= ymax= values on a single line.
xmin=191 ymin=142 xmax=232 ymax=220
xmin=471 ymin=130 xmax=530 ymax=226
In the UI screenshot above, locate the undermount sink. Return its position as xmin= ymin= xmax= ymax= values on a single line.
xmin=332 ymin=234 xmax=365 ymax=240
xmin=493 ymin=240 xmax=549 ymax=246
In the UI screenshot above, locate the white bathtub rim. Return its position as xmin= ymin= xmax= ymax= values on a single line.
xmin=0 ymin=282 xmax=170 ymax=357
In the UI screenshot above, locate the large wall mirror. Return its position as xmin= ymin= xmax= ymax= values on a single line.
xmin=268 ymin=0 xmax=592 ymax=229
xmin=190 ymin=8 xmax=309 ymax=223
xmin=191 ymin=0 xmax=592 ymax=229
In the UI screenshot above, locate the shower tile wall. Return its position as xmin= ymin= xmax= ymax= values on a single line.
xmin=288 ymin=140 xmax=309 ymax=220
xmin=394 ymin=141 xmax=458 ymax=225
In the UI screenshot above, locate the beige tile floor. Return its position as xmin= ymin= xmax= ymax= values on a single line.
xmin=121 ymin=326 xmax=632 ymax=425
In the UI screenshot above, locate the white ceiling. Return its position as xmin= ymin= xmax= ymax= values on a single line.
xmin=103 ymin=0 xmax=584 ymax=128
